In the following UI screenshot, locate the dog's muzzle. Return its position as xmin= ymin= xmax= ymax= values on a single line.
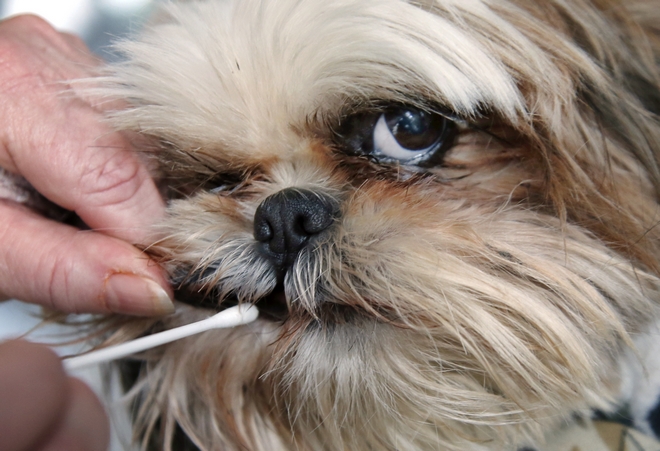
xmin=254 ymin=188 xmax=338 ymax=279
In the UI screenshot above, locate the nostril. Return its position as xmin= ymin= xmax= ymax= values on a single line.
xmin=300 ymin=208 xmax=333 ymax=234
xmin=253 ymin=188 xmax=338 ymax=268
xmin=254 ymin=217 xmax=273 ymax=242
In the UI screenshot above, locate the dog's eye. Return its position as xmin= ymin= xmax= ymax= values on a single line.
xmin=335 ymin=106 xmax=455 ymax=167
xmin=373 ymin=108 xmax=450 ymax=164
xmin=202 ymin=172 xmax=245 ymax=195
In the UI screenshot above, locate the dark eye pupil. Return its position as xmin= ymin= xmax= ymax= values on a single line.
xmin=385 ymin=108 xmax=444 ymax=150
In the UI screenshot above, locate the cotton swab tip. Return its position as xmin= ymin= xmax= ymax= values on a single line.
xmin=209 ymin=304 xmax=259 ymax=328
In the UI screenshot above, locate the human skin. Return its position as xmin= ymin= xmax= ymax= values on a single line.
xmin=0 ymin=14 xmax=176 ymax=451
xmin=0 ymin=14 xmax=174 ymax=316
xmin=0 ymin=340 xmax=110 ymax=451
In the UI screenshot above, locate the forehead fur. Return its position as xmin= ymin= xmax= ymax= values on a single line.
xmin=101 ymin=0 xmax=545 ymax=157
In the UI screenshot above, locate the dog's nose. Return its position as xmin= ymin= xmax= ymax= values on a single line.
xmin=254 ymin=188 xmax=337 ymax=270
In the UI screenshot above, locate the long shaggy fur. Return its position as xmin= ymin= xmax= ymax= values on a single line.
xmin=88 ymin=0 xmax=660 ymax=450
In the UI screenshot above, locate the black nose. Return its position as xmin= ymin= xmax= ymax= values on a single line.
xmin=254 ymin=188 xmax=337 ymax=270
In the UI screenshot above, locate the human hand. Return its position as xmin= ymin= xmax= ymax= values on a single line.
xmin=0 ymin=15 xmax=174 ymax=316
xmin=0 ymin=340 xmax=110 ymax=451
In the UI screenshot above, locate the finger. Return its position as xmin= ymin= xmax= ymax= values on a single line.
xmin=39 ymin=378 xmax=109 ymax=451
xmin=0 ymin=201 xmax=174 ymax=316
xmin=0 ymin=15 xmax=165 ymax=245
xmin=59 ymin=31 xmax=100 ymax=64
xmin=0 ymin=340 xmax=67 ymax=451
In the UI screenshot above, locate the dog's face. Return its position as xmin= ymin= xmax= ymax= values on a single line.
xmin=99 ymin=0 xmax=660 ymax=449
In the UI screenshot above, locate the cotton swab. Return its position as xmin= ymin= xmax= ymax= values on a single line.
xmin=63 ymin=305 xmax=259 ymax=371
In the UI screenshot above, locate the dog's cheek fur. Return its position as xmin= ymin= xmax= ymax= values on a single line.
xmin=467 ymin=0 xmax=660 ymax=273
xmin=284 ymin=183 xmax=657 ymax=428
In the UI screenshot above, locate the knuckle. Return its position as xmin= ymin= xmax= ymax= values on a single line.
xmin=41 ymin=241 xmax=72 ymax=311
xmin=79 ymin=149 xmax=145 ymax=209
xmin=0 ymin=15 xmax=56 ymax=58
xmin=0 ymin=15 xmax=87 ymax=88
xmin=42 ymin=236 xmax=94 ymax=314
xmin=0 ymin=39 xmax=27 ymax=77
xmin=2 ymin=14 xmax=58 ymax=39
xmin=61 ymin=31 xmax=87 ymax=50
xmin=0 ymin=16 xmax=57 ymax=86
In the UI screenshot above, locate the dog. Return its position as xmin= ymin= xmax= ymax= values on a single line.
xmin=90 ymin=0 xmax=660 ymax=449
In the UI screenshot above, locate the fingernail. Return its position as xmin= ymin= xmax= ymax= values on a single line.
xmin=105 ymin=274 xmax=175 ymax=316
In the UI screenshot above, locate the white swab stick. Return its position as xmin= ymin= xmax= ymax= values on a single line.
xmin=63 ymin=305 xmax=258 ymax=372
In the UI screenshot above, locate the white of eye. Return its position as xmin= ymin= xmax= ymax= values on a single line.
xmin=372 ymin=114 xmax=436 ymax=163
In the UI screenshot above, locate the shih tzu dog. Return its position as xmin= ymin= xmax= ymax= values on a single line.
xmin=90 ymin=0 xmax=660 ymax=450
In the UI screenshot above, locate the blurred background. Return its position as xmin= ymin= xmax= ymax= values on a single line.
xmin=0 ymin=0 xmax=156 ymax=58
xmin=0 ymin=1 xmax=160 ymax=450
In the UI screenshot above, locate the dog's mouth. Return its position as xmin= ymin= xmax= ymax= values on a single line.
xmin=173 ymin=269 xmax=369 ymax=324
xmin=254 ymin=284 xmax=289 ymax=321
xmin=174 ymin=282 xmax=290 ymax=321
